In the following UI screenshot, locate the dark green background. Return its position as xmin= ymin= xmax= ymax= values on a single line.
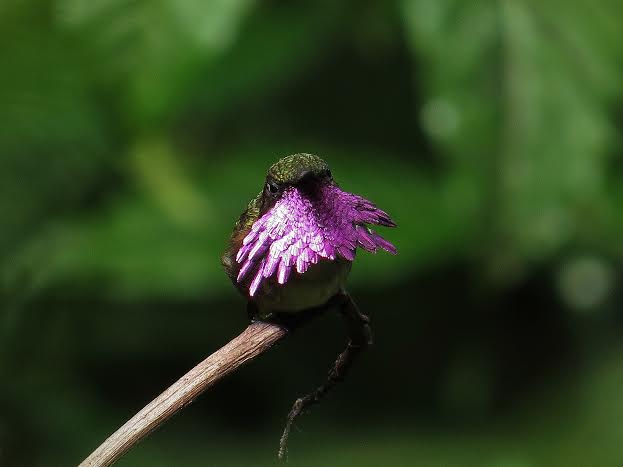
xmin=2 ymin=1 xmax=623 ymax=465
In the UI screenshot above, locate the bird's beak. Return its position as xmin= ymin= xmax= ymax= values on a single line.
xmin=295 ymin=170 xmax=314 ymax=184
xmin=295 ymin=170 xmax=320 ymax=196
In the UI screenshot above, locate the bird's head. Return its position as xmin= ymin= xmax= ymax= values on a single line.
xmin=261 ymin=153 xmax=333 ymax=211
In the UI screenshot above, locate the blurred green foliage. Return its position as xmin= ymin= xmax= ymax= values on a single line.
xmin=2 ymin=1 xmax=623 ymax=465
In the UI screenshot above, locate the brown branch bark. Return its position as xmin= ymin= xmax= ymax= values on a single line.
xmin=79 ymin=321 xmax=288 ymax=467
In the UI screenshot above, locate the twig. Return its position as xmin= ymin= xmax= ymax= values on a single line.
xmin=79 ymin=321 xmax=288 ymax=467
xmin=278 ymin=293 xmax=371 ymax=461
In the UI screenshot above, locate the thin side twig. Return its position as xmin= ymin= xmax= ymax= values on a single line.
xmin=79 ymin=321 xmax=288 ymax=467
xmin=278 ymin=293 xmax=371 ymax=461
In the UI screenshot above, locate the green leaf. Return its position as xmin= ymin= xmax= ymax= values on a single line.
xmin=0 ymin=7 xmax=113 ymax=270
xmin=402 ymin=0 xmax=623 ymax=267
xmin=55 ymin=0 xmax=257 ymax=126
xmin=54 ymin=0 xmax=346 ymax=127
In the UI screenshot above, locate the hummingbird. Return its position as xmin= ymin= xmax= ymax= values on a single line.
xmin=222 ymin=153 xmax=397 ymax=320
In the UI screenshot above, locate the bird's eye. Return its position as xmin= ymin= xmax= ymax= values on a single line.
xmin=326 ymin=169 xmax=332 ymax=179
xmin=266 ymin=181 xmax=279 ymax=194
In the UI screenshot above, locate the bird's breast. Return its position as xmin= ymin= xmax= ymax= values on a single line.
xmin=254 ymin=258 xmax=351 ymax=316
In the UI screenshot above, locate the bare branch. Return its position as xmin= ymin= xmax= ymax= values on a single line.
xmin=278 ymin=293 xmax=371 ymax=461
xmin=79 ymin=321 xmax=288 ymax=467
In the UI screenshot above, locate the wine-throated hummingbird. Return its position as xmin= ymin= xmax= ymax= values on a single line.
xmin=222 ymin=153 xmax=397 ymax=459
xmin=222 ymin=153 xmax=396 ymax=320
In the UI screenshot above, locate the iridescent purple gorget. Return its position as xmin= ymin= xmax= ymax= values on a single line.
xmin=224 ymin=153 xmax=397 ymax=300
